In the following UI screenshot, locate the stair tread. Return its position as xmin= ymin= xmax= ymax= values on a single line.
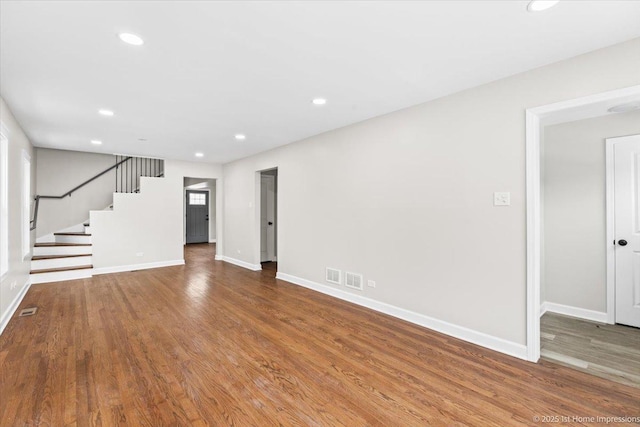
xmin=32 ymin=254 xmax=91 ymax=260
xmin=30 ymin=265 xmax=93 ymax=274
xmin=54 ymin=232 xmax=92 ymax=236
xmin=35 ymin=242 xmax=92 ymax=247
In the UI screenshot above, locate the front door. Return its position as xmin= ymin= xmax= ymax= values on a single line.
xmin=613 ymin=134 xmax=640 ymax=328
xmin=186 ymin=190 xmax=209 ymax=244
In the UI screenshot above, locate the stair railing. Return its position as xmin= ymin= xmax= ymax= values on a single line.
xmin=31 ymin=155 xmax=164 ymax=230
xmin=115 ymin=155 xmax=164 ymax=193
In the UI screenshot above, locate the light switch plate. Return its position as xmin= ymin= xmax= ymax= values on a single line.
xmin=494 ymin=192 xmax=511 ymax=206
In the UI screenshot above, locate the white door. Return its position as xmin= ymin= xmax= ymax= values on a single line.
xmin=260 ymin=175 xmax=276 ymax=262
xmin=613 ymin=134 xmax=640 ymax=328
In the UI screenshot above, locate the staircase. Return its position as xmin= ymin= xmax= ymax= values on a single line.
xmin=29 ymin=155 xmax=164 ymax=284
xmin=30 ymin=224 xmax=93 ymax=284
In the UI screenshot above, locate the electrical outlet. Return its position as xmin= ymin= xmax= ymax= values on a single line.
xmin=367 ymin=280 xmax=376 ymax=288
xmin=237 ymin=249 xmax=241 ymax=254
xmin=136 ymin=252 xmax=144 ymax=257
xmin=10 ymin=281 xmax=17 ymax=290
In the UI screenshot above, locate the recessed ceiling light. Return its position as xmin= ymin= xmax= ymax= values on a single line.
xmin=91 ymin=140 xmax=103 ymax=145
xmin=234 ymin=134 xmax=246 ymax=140
xmin=608 ymin=101 xmax=640 ymax=114
xmin=527 ymin=0 xmax=560 ymax=12
xmin=195 ymin=152 xmax=204 ymax=158
xmin=312 ymin=98 xmax=327 ymax=105
xmin=98 ymin=109 xmax=114 ymax=116
xmin=118 ymin=33 xmax=144 ymax=46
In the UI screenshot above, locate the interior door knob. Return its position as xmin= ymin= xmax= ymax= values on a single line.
xmin=618 ymin=239 xmax=628 ymax=246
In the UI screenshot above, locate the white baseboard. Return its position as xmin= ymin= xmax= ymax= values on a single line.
xmin=93 ymin=259 xmax=185 ymax=275
xmin=276 ymin=272 xmax=528 ymax=361
xmin=220 ymin=256 xmax=262 ymax=271
xmin=540 ymin=301 xmax=608 ymax=323
xmin=0 ymin=279 xmax=31 ymax=336
xmin=209 ymin=239 xmax=217 ymax=243
xmin=215 ymin=255 xmax=223 ymax=261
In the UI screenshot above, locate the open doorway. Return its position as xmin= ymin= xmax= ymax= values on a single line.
xmin=540 ymin=113 xmax=640 ymax=387
xmin=526 ymin=85 xmax=640 ymax=387
xmin=260 ymin=169 xmax=277 ymax=274
xmin=183 ymin=177 xmax=216 ymax=255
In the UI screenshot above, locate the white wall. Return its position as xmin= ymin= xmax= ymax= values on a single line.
xmin=543 ymin=110 xmax=640 ymax=313
xmin=0 ymin=97 xmax=36 ymax=333
xmin=221 ymin=38 xmax=640 ymax=352
xmin=35 ymin=148 xmax=116 ymax=238
xmin=91 ymin=160 xmax=222 ymax=272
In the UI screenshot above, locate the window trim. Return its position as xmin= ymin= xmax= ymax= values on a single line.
xmin=21 ymin=149 xmax=31 ymax=260
xmin=0 ymin=125 xmax=8 ymax=279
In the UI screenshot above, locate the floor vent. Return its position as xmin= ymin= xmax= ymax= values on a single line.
xmin=19 ymin=307 xmax=38 ymax=317
xmin=345 ymin=272 xmax=363 ymax=290
xmin=326 ymin=267 xmax=341 ymax=285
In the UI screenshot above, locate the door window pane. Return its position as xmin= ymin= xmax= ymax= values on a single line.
xmin=189 ymin=193 xmax=206 ymax=205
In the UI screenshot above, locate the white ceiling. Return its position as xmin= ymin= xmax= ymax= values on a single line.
xmin=1 ymin=1 xmax=640 ymax=164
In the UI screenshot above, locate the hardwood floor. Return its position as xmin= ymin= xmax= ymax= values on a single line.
xmin=541 ymin=312 xmax=640 ymax=388
xmin=260 ymin=261 xmax=277 ymax=277
xmin=1 ymin=244 xmax=639 ymax=426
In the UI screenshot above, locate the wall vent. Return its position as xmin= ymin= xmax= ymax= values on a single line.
xmin=326 ymin=268 xmax=341 ymax=285
xmin=345 ymin=272 xmax=363 ymax=290
xmin=19 ymin=307 xmax=37 ymax=317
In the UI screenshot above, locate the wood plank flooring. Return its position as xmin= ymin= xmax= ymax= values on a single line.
xmin=1 ymin=243 xmax=639 ymax=426
xmin=541 ymin=312 xmax=640 ymax=388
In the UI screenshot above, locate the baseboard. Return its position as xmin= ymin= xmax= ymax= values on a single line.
xmin=220 ymin=256 xmax=262 ymax=271
xmin=0 ymin=278 xmax=31 ymax=336
xmin=209 ymin=239 xmax=217 ymax=243
xmin=276 ymin=272 xmax=528 ymax=361
xmin=540 ymin=301 xmax=608 ymax=323
xmin=215 ymin=255 xmax=223 ymax=261
xmin=93 ymin=259 xmax=185 ymax=275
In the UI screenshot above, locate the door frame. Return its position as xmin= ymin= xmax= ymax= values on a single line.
xmin=260 ymin=174 xmax=276 ymax=262
xmin=254 ymin=167 xmax=278 ymax=268
xmin=185 ymin=189 xmax=210 ymax=244
xmin=525 ymin=84 xmax=640 ymax=362
xmin=183 ymin=180 xmax=219 ymax=247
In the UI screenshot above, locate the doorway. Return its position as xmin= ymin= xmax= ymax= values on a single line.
xmin=526 ymin=85 xmax=640 ymax=363
xmin=186 ymin=190 xmax=209 ymax=244
xmin=183 ymin=178 xmax=216 ymax=248
xmin=260 ymin=169 xmax=277 ymax=266
xmin=540 ymin=125 xmax=640 ymax=387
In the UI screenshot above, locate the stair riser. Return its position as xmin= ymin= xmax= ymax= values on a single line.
xmin=55 ymin=235 xmax=92 ymax=244
xmin=31 ymin=256 xmax=92 ymax=270
xmin=30 ymin=269 xmax=92 ymax=284
xmin=33 ymin=246 xmax=92 ymax=256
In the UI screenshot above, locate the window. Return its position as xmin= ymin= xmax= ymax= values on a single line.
xmin=22 ymin=150 xmax=30 ymax=259
xmin=189 ymin=192 xmax=206 ymax=205
xmin=0 ymin=130 xmax=8 ymax=277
